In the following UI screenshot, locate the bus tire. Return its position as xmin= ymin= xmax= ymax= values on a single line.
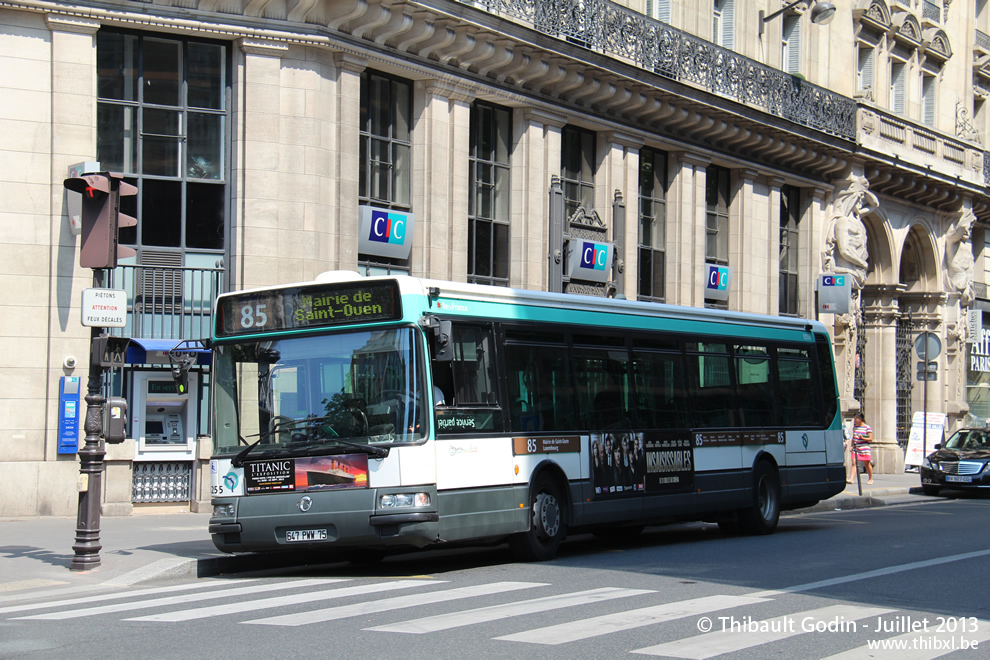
xmin=737 ymin=461 xmax=780 ymax=535
xmin=510 ymin=474 xmax=565 ymax=562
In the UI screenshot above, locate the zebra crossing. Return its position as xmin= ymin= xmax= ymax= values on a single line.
xmin=4 ymin=576 xmax=989 ymax=659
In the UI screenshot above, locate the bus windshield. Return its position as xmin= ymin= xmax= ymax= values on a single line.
xmin=212 ymin=326 xmax=428 ymax=456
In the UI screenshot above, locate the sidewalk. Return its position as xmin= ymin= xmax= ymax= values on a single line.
xmin=0 ymin=471 xmax=926 ymax=597
xmin=794 ymin=470 xmax=924 ymax=513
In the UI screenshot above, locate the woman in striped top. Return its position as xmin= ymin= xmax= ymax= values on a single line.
xmin=848 ymin=412 xmax=874 ymax=484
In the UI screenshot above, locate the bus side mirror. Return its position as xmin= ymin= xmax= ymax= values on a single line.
xmin=435 ymin=320 xmax=453 ymax=362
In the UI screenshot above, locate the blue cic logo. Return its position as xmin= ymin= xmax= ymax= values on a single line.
xmin=368 ymin=210 xmax=407 ymax=246
xmin=821 ymin=275 xmax=845 ymax=287
xmin=707 ymin=265 xmax=729 ymax=291
xmin=580 ymin=242 xmax=610 ymax=272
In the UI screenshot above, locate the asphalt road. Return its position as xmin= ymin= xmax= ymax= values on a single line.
xmin=3 ymin=495 xmax=989 ymax=660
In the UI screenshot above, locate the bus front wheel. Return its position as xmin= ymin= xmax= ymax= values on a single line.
xmin=510 ymin=475 xmax=565 ymax=562
xmin=737 ymin=461 xmax=780 ymax=535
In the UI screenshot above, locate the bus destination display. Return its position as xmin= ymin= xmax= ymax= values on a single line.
xmin=217 ymin=281 xmax=401 ymax=337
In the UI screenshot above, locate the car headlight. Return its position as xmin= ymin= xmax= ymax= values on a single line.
xmin=213 ymin=503 xmax=235 ymax=517
xmin=380 ymin=492 xmax=431 ymax=509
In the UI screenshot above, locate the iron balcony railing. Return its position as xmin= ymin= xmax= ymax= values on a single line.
xmin=104 ymin=263 xmax=223 ymax=342
xmin=464 ymin=0 xmax=857 ymax=140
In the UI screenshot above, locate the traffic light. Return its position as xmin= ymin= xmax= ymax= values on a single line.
xmin=171 ymin=363 xmax=189 ymax=395
xmin=63 ymin=172 xmax=137 ymax=269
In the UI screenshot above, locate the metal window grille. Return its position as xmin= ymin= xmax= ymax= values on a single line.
xmin=132 ymin=462 xmax=193 ymax=502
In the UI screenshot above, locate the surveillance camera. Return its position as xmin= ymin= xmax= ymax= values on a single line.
xmin=63 ymin=356 xmax=77 ymax=369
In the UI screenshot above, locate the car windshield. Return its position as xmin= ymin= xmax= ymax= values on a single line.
xmin=212 ymin=327 xmax=428 ymax=456
xmin=943 ymin=429 xmax=990 ymax=451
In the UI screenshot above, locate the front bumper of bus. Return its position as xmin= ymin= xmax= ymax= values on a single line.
xmin=209 ymin=486 xmax=440 ymax=554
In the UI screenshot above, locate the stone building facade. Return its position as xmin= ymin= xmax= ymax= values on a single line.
xmin=2 ymin=0 xmax=990 ymax=516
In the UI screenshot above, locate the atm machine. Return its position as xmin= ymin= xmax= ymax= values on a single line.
xmin=131 ymin=371 xmax=198 ymax=502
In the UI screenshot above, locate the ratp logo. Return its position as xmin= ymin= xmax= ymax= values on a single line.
xmin=368 ymin=210 xmax=407 ymax=246
xmin=580 ymin=242 xmax=610 ymax=271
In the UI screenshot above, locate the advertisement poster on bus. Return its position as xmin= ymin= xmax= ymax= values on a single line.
xmin=591 ymin=432 xmax=694 ymax=498
xmin=245 ymin=454 xmax=369 ymax=493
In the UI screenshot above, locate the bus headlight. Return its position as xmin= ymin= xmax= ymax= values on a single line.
xmin=213 ymin=503 xmax=235 ymax=518
xmin=380 ymin=492 xmax=431 ymax=509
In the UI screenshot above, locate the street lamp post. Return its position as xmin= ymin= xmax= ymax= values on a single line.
xmin=71 ymin=271 xmax=107 ymax=571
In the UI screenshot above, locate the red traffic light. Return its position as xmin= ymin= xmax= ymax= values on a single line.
xmin=64 ymin=172 xmax=137 ymax=269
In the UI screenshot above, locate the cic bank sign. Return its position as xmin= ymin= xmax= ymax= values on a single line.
xmin=566 ymin=240 xmax=613 ymax=283
xmin=358 ymin=206 xmax=415 ymax=260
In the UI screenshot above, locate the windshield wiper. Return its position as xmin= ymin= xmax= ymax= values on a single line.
xmin=231 ymin=416 xmax=305 ymax=467
xmin=232 ymin=415 xmax=388 ymax=466
xmin=286 ymin=435 xmax=389 ymax=458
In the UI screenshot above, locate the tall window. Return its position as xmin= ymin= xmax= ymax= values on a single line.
xmin=638 ymin=148 xmax=667 ymax=303
xmin=921 ymin=73 xmax=936 ymax=126
xmin=779 ymin=185 xmax=801 ymax=316
xmin=561 ymin=126 xmax=596 ymax=220
xmin=468 ymin=102 xmax=511 ymax=286
xmin=890 ymin=60 xmax=907 ymax=115
xmin=782 ymin=14 xmax=800 ymax=74
xmin=857 ymin=46 xmax=875 ymax=96
xmin=713 ymin=0 xmax=734 ymax=49
xmin=647 ymin=0 xmax=670 ymax=22
xmin=705 ymin=165 xmax=730 ymax=266
xmin=97 ymin=30 xmax=228 ymax=264
xmin=359 ymin=71 xmax=412 ymax=274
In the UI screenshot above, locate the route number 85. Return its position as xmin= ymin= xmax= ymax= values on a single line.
xmin=240 ymin=303 xmax=268 ymax=329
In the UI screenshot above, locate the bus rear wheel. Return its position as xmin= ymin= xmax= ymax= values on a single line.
xmin=510 ymin=475 xmax=565 ymax=562
xmin=737 ymin=461 xmax=780 ymax=535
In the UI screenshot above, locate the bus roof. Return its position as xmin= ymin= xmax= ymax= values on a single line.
xmin=216 ymin=271 xmax=828 ymax=339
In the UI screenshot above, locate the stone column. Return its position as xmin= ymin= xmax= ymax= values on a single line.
xmin=732 ymin=169 xmax=770 ymax=314
xmin=862 ymin=286 xmax=906 ymax=473
xmin=512 ymin=108 xmax=566 ymax=291
xmin=412 ymin=80 xmax=473 ymax=280
xmin=667 ymin=151 xmax=711 ymax=307
xmin=804 ymin=187 xmax=829 ymax=321
xmin=601 ymin=132 xmax=641 ymax=297
xmin=236 ymin=38 xmax=288 ymax=290
xmin=333 ymin=52 xmax=366 ymax=273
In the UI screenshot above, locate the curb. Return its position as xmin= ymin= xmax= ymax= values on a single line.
xmin=790 ymin=487 xmax=922 ymax=514
xmin=120 ymin=488 xmax=921 ymax=585
xmin=122 ymin=548 xmax=345 ymax=585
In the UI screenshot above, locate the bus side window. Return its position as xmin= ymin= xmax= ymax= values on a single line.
xmin=572 ymin=346 xmax=631 ymax=430
xmin=686 ymin=343 xmax=736 ymax=428
xmin=631 ymin=349 xmax=687 ymax=429
xmin=446 ymin=325 xmax=496 ymax=406
xmin=778 ymin=357 xmax=818 ymax=426
xmin=504 ymin=339 xmax=573 ymax=432
xmin=733 ymin=344 xmax=775 ymax=428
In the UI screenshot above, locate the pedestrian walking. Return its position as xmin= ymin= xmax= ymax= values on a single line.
xmin=848 ymin=412 xmax=874 ymax=484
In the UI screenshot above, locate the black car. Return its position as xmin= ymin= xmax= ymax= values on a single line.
xmin=920 ymin=428 xmax=990 ymax=496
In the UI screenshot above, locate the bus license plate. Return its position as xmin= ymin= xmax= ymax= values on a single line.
xmin=946 ymin=475 xmax=973 ymax=483
xmin=286 ymin=529 xmax=327 ymax=542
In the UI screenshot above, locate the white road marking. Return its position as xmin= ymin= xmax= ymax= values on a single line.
xmin=368 ymin=587 xmax=655 ymax=634
xmin=243 ymin=581 xmax=549 ymax=627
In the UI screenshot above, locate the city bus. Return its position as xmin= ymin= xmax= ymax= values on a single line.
xmin=207 ymin=272 xmax=845 ymax=561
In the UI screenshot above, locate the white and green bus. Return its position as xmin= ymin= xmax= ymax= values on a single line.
xmin=208 ymin=272 xmax=844 ymax=561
